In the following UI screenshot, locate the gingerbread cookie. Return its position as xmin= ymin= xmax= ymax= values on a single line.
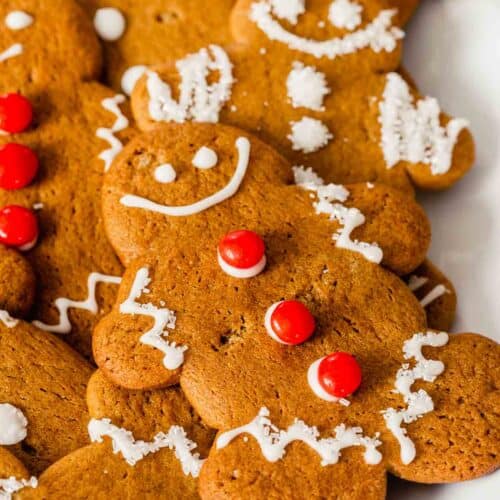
xmin=18 ymin=371 xmax=214 ymax=499
xmin=406 ymin=259 xmax=457 ymax=332
xmin=80 ymin=0 xmax=236 ymax=92
xmin=131 ymin=0 xmax=474 ymax=193
xmin=0 ymin=448 xmax=36 ymax=499
xmin=0 ymin=0 xmax=130 ymax=356
xmin=0 ymin=319 xmax=92 ymax=473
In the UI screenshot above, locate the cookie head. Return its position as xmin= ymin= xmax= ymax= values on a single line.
xmin=231 ymin=0 xmax=404 ymax=76
xmin=0 ymin=0 xmax=101 ymax=92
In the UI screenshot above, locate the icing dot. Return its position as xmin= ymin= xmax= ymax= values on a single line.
xmin=94 ymin=8 xmax=126 ymax=41
xmin=5 ymin=11 xmax=34 ymax=31
xmin=0 ymin=205 xmax=39 ymax=251
xmin=218 ymin=230 xmax=266 ymax=279
xmin=192 ymin=146 xmax=218 ymax=169
xmin=121 ymin=65 xmax=147 ymax=96
xmin=0 ymin=403 xmax=27 ymax=445
xmin=0 ymin=93 xmax=33 ymax=134
xmin=154 ymin=163 xmax=177 ymax=184
xmin=269 ymin=0 xmax=305 ymax=24
xmin=286 ymin=62 xmax=330 ymax=111
xmin=288 ymin=117 xmax=333 ymax=153
xmin=329 ymin=0 xmax=363 ymax=30
xmin=0 ymin=143 xmax=39 ymax=190
xmin=265 ymin=300 xmax=315 ymax=345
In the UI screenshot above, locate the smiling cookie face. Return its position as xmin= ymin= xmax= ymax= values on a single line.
xmin=0 ymin=0 xmax=101 ymax=93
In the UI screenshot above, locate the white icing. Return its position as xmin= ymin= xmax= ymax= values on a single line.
xmin=307 ymin=358 xmax=350 ymax=405
xmin=5 ymin=11 xmax=33 ymax=31
xmin=88 ymin=418 xmax=204 ymax=476
xmin=264 ymin=302 xmax=288 ymax=344
xmin=408 ymin=275 xmax=450 ymax=308
xmin=121 ymin=137 xmax=250 ymax=217
xmin=0 ymin=477 xmax=37 ymax=499
xmin=154 ymin=164 xmax=177 ymax=184
xmin=96 ymin=94 xmax=129 ymax=172
xmin=0 ymin=404 xmax=27 ymax=445
xmin=0 ymin=310 xmax=18 ymax=328
xmin=288 ymin=117 xmax=333 ymax=153
xmin=147 ymin=45 xmax=234 ymax=124
xmin=379 ymin=73 xmax=469 ymax=175
xmin=93 ymin=8 xmax=126 ymax=41
xmin=32 ymin=273 xmax=122 ymax=334
xmin=218 ymin=252 xmax=266 ymax=279
xmin=329 ymin=0 xmax=363 ymax=30
xmin=286 ymin=62 xmax=330 ymax=111
xmin=119 ymin=267 xmax=186 ymax=370
xmin=249 ymin=2 xmax=403 ymax=60
xmin=192 ymin=147 xmax=218 ymax=169
xmin=0 ymin=44 xmax=23 ymax=63
xmin=268 ymin=0 xmax=305 ymax=24
xmin=217 ymin=407 xmax=382 ymax=465
xmin=121 ymin=65 xmax=147 ymax=96
xmin=293 ymin=166 xmax=383 ymax=263
xmin=382 ymin=331 xmax=449 ymax=465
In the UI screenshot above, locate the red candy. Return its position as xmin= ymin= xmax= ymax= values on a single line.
xmin=0 ymin=205 xmax=39 ymax=250
xmin=0 ymin=93 xmax=34 ymax=134
xmin=268 ymin=300 xmax=316 ymax=345
xmin=219 ymin=230 xmax=266 ymax=269
xmin=0 ymin=143 xmax=39 ymax=190
xmin=318 ymin=352 xmax=362 ymax=398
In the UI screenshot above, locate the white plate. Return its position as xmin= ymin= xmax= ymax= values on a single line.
xmin=389 ymin=0 xmax=500 ymax=497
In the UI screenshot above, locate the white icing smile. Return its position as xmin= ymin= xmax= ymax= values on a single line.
xmin=121 ymin=137 xmax=251 ymax=217
xmin=250 ymin=0 xmax=403 ymax=60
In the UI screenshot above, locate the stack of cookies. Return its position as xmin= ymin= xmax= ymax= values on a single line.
xmin=0 ymin=1 xmax=497 ymax=499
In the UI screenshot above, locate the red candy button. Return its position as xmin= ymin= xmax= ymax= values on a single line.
xmin=0 ymin=93 xmax=34 ymax=134
xmin=0 ymin=205 xmax=39 ymax=251
xmin=318 ymin=352 xmax=362 ymax=398
xmin=0 ymin=143 xmax=39 ymax=190
xmin=218 ymin=230 xmax=266 ymax=278
xmin=265 ymin=300 xmax=316 ymax=345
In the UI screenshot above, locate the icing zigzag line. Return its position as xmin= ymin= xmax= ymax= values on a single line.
xmin=33 ymin=273 xmax=122 ymax=334
xmin=88 ymin=418 xmax=205 ymax=476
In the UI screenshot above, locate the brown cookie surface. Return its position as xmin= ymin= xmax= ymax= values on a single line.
xmin=0 ymin=320 xmax=92 ymax=474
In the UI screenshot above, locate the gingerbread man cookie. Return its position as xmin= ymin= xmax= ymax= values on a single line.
xmin=0 ymin=318 xmax=92 ymax=474
xmin=131 ymin=0 xmax=474 ymax=193
xmin=0 ymin=0 xmax=132 ymax=356
xmin=18 ymin=370 xmax=214 ymax=499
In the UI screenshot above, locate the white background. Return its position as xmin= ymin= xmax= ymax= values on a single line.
xmin=389 ymin=0 xmax=500 ymax=497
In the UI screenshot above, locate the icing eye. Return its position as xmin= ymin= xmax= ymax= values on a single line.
xmin=308 ymin=352 xmax=362 ymax=402
xmin=5 ymin=11 xmax=34 ymax=31
xmin=154 ymin=163 xmax=176 ymax=183
xmin=329 ymin=0 xmax=363 ymax=30
xmin=192 ymin=147 xmax=218 ymax=169
xmin=265 ymin=300 xmax=316 ymax=345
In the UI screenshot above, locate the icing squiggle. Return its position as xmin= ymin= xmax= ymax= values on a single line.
xmin=88 ymin=418 xmax=204 ymax=476
xmin=0 ymin=311 xmax=18 ymax=328
xmin=379 ymin=73 xmax=469 ymax=175
xmin=96 ymin=94 xmax=129 ymax=172
xmin=293 ymin=166 xmax=383 ymax=263
xmin=0 ymin=44 xmax=23 ymax=63
xmin=121 ymin=137 xmax=250 ymax=217
xmin=32 ymin=273 xmax=122 ymax=334
xmin=408 ymin=275 xmax=450 ymax=308
xmin=382 ymin=331 xmax=449 ymax=465
xmin=250 ymin=2 xmax=403 ymax=59
xmin=217 ymin=407 xmax=382 ymax=465
xmin=147 ymin=45 xmax=234 ymax=124
xmin=0 ymin=477 xmax=37 ymax=499
xmin=119 ymin=267 xmax=186 ymax=370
